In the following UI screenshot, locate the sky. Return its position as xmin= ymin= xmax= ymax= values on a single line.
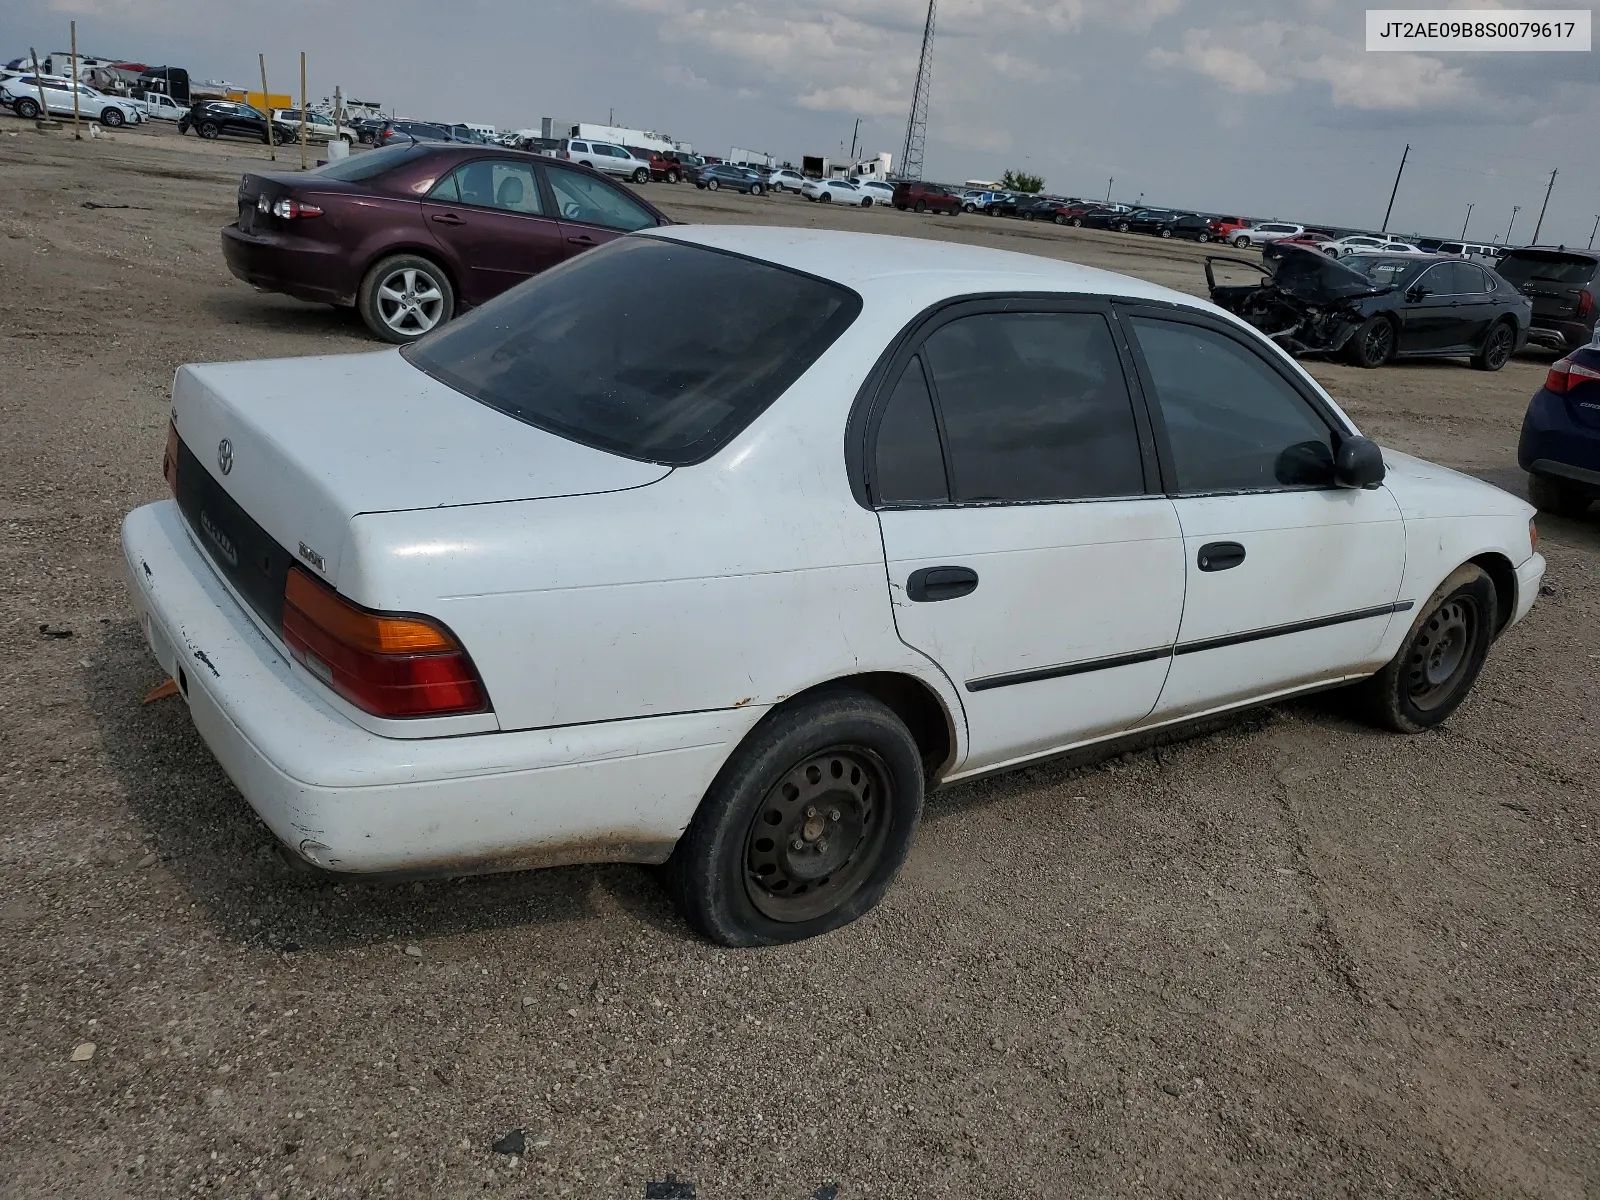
xmin=12 ymin=0 xmax=1600 ymax=243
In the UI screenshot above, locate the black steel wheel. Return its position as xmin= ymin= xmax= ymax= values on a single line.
xmin=665 ymin=691 xmax=925 ymax=946
xmin=1472 ymin=321 xmax=1515 ymax=371
xmin=1346 ymin=315 xmax=1397 ymax=368
xmin=1354 ymin=563 xmax=1497 ymax=732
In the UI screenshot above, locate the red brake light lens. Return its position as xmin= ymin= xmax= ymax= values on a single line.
xmin=162 ymin=419 xmax=179 ymax=496
xmin=1578 ymin=289 xmax=1594 ymax=319
xmin=1546 ymin=357 xmax=1600 ymax=395
xmin=281 ymin=568 xmax=488 ymax=718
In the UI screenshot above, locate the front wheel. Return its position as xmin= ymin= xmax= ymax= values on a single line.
xmin=1345 ymin=315 xmax=1396 ymax=368
xmin=1353 ymin=564 xmax=1496 ymax=733
xmin=1071 ymin=217 xmax=1083 ymax=227
xmin=15 ymin=98 xmax=40 ymax=119
xmin=1196 ymin=232 xmax=1210 ymax=242
xmin=1528 ymin=473 xmax=1593 ymax=518
xmin=707 ymin=178 xmax=720 ymax=191
xmin=964 ymin=203 xmax=976 ymax=213
xmin=1116 ymin=221 xmax=1130 ymax=233
xmin=667 ymin=169 xmax=680 ymax=184
xmin=914 ymin=200 xmax=926 ymax=213
xmin=1159 ymin=227 xmax=1172 ymax=238
xmin=820 ymin=192 xmax=831 ymax=203
xmin=664 ymin=692 xmax=925 ymax=946
xmin=357 ymin=255 xmax=455 ymax=345
xmin=861 ymin=196 xmax=872 ymax=207
xmin=198 ymin=121 xmax=220 ymax=139
xmin=752 ymin=183 xmax=766 ymax=196
xmin=1472 ymin=321 xmax=1515 ymax=371
xmin=101 ymin=107 xmax=125 ymax=127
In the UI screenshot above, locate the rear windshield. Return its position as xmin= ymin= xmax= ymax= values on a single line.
xmin=311 ymin=142 xmax=430 ymax=181
xmin=1495 ymin=252 xmax=1598 ymax=287
xmin=402 ymin=238 xmax=863 ymax=465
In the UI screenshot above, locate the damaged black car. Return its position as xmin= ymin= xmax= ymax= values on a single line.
xmin=1206 ymin=244 xmax=1531 ymax=370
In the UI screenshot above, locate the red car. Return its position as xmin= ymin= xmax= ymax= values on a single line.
xmin=1045 ymin=202 xmax=1100 ymax=226
xmin=1209 ymin=215 xmax=1249 ymax=239
xmin=648 ymin=152 xmax=691 ymax=183
xmin=892 ymin=180 xmax=962 ymax=215
xmin=221 ymin=143 xmax=672 ymax=343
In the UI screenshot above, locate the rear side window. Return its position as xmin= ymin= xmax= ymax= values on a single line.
xmin=402 ymin=238 xmax=862 ymax=465
xmin=873 ymin=356 xmax=948 ymax=504
xmin=920 ymin=312 xmax=1145 ymax=503
xmin=1129 ymin=316 xmax=1334 ymax=493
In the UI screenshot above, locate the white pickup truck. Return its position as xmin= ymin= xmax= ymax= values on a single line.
xmin=129 ymin=91 xmax=186 ymax=121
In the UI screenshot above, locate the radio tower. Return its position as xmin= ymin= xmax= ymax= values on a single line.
xmin=898 ymin=0 xmax=936 ymax=179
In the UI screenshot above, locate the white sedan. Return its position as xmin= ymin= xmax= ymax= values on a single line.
xmin=1323 ymin=234 xmax=1424 ymax=257
xmin=802 ymin=177 xmax=873 ymax=206
xmin=121 ymin=227 xmax=1544 ymax=946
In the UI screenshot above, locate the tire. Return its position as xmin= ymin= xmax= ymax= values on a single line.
xmin=667 ymin=169 xmax=680 ymax=184
xmin=1353 ymin=564 xmax=1497 ymax=733
xmin=663 ymin=691 xmax=925 ymax=946
xmin=1116 ymin=221 xmax=1130 ymax=232
xmin=914 ymin=200 xmax=926 ymax=213
xmin=820 ymin=192 xmax=831 ymax=203
xmin=632 ymin=168 xmax=649 ymax=183
xmin=101 ymin=107 xmax=125 ymax=127
xmin=15 ymin=98 xmax=39 ymax=119
xmin=862 ymin=197 xmax=872 ymax=207
xmin=356 ymin=254 xmax=455 ymax=345
xmin=1528 ymin=472 xmax=1593 ymax=518
xmin=1472 ymin=320 xmax=1515 ymax=372
xmin=1070 ymin=217 xmax=1082 ymax=227
xmin=964 ymin=203 xmax=976 ymax=213
xmin=1196 ymin=232 xmax=1210 ymax=243
xmin=1233 ymin=234 xmax=1251 ymax=247
xmin=1345 ymin=315 xmax=1397 ymax=368
xmin=198 ymin=121 xmax=220 ymax=139
xmin=578 ymin=160 xmax=593 ymax=169
xmin=752 ymin=183 xmax=765 ymax=196
xmin=707 ymin=178 xmax=719 ymax=191
xmin=696 ymin=183 xmax=706 ymax=190
xmin=1023 ymin=211 xmax=1034 ymax=221
xmin=1159 ymin=227 xmax=1172 ymax=238
xmin=895 ymin=204 xmax=906 ymax=211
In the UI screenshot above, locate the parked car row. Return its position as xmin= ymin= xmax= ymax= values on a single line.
xmin=0 ymin=72 xmax=145 ymax=125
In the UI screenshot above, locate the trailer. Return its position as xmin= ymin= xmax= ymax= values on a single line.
xmin=728 ymin=146 xmax=776 ymax=169
xmin=568 ymin=122 xmax=687 ymax=154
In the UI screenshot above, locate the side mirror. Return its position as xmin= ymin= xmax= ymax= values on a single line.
xmin=1334 ymin=436 xmax=1386 ymax=489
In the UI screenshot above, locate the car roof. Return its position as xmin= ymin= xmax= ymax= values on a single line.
xmin=644 ymin=226 xmax=1201 ymax=309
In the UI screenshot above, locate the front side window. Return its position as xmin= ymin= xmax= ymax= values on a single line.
xmin=919 ymin=311 xmax=1145 ymax=503
xmin=1129 ymin=316 xmax=1334 ymax=493
xmin=545 ymin=166 xmax=655 ymax=231
xmin=403 ymin=238 xmax=861 ymax=465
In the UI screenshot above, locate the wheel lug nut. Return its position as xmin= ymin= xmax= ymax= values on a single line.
xmin=829 ymin=808 xmax=841 ymax=821
xmin=805 ymin=805 xmax=817 ymax=818
xmin=791 ymin=838 xmax=805 ymax=851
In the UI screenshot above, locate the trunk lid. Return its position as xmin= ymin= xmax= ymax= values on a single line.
xmin=1495 ymin=250 xmax=1598 ymax=320
xmin=172 ymin=349 xmax=671 ymax=587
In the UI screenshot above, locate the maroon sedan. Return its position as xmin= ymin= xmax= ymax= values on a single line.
xmin=221 ymin=143 xmax=672 ymax=343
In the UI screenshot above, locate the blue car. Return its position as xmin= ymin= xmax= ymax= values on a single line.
xmin=1518 ymin=340 xmax=1600 ymax=516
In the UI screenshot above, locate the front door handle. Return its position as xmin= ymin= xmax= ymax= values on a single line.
xmin=906 ymin=566 xmax=978 ymax=602
xmin=567 ymin=234 xmax=597 ymax=246
xmin=430 ymin=212 xmax=464 ymax=226
xmin=1197 ymin=542 xmax=1246 ymax=572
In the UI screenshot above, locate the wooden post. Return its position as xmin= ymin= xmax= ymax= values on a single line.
xmin=333 ymin=85 xmax=342 ymax=146
xmin=299 ymin=52 xmax=308 ymax=170
xmin=70 ymin=22 xmax=81 ymax=139
xmin=29 ymin=48 xmax=50 ymax=123
xmin=259 ymin=53 xmax=274 ymax=161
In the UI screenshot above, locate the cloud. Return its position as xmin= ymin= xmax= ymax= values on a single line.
xmin=654 ymin=63 xmax=710 ymax=90
xmin=799 ymin=84 xmax=906 ymax=116
xmin=984 ymin=51 xmax=1050 ymax=83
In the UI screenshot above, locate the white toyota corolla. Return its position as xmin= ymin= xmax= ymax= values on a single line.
xmin=122 ymin=227 xmax=1544 ymax=945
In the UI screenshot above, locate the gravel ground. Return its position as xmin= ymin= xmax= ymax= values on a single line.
xmin=2 ymin=121 xmax=1597 ymax=1199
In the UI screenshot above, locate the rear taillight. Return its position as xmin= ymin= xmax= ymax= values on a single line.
xmin=281 ymin=568 xmax=488 ymax=718
xmin=1545 ymin=356 xmax=1600 ymax=394
xmin=271 ymin=197 xmax=322 ymax=219
xmin=1578 ymin=289 xmax=1594 ymax=319
xmin=162 ymin=420 xmax=179 ymax=495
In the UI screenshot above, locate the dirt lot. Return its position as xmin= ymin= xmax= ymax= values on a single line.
xmin=2 ymin=121 xmax=1597 ymax=1199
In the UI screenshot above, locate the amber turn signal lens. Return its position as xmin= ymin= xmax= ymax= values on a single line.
xmin=285 ymin=570 xmax=454 ymax=655
xmin=162 ymin=420 xmax=180 ymax=496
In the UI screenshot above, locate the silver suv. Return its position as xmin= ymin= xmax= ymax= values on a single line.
xmin=562 ymin=139 xmax=651 ymax=184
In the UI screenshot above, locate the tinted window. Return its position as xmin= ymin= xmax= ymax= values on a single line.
xmin=546 ymin=166 xmax=655 ymax=231
xmin=432 ymin=160 xmax=543 ymax=214
xmin=873 ymin=356 xmax=948 ymax=504
xmin=402 ymin=238 xmax=861 ymax=465
xmin=1495 ymin=252 xmax=1598 ymax=287
xmin=1130 ymin=317 xmax=1334 ymax=492
xmin=1453 ymin=262 xmax=1491 ymax=293
xmin=920 ymin=312 xmax=1144 ymax=503
xmin=312 ymin=142 xmax=432 ymax=181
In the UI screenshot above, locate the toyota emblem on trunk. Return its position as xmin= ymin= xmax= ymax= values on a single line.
xmin=217 ymin=438 xmax=233 ymax=475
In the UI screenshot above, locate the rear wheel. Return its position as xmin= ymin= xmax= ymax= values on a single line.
xmin=1116 ymin=221 xmax=1130 ymax=232
xmin=101 ymin=107 xmax=125 ymax=127
xmin=862 ymin=196 xmax=872 ymax=207
xmin=664 ymin=692 xmax=925 ymax=946
xmin=1528 ymin=472 xmax=1593 ymax=517
xmin=1196 ymin=232 xmax=1210 ymax=242
xmin=1159 ymin=227 xmax=1172 ymax=238
xmin=666 ymin=169 xmax=680 ymax=184
xmin=1472 ymin=320 xmax=1515 ymax=371
xmin=707 ymin=178 xmax=720 ymax=191
xmin=632 ymin=167 xmax=649 ymax=183
xmin=1233 ymin=234 xmax=1251 ymax=247
xmin=1354 ymin=564 xmax=1496 ymax=733
xmin=1071 ymin=216 xmax=1082 ymax=227
xmin=357 ymin=255 xmax=454 ymax=345
xmin=1346 ymin=315 xmax=1397 ymax=368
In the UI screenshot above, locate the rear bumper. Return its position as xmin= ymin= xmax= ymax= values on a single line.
xmin=121 ymin=500 xmax=754 ymax=876
xmin=220 ymin=224 xmax=358 ymax=307
xmin=1517 ymin=389 xmax=1600 ymax=478
xmin=1525 ymin=317 xmax=1594 ymax=353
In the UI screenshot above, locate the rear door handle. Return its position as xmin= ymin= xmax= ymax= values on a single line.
xmin=567 ymin=234 xmax=597 ymax=246
xmin=430 ymin=212 xmax=464 ymax=226
xmin=1197 ymin=542 xmax=1246 ymax=572
xmin=906 ymin=566 xmax=979 ymax=602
